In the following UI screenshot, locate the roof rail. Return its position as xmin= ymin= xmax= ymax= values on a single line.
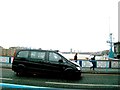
xmin=53 ymin=50 xmax=59 ymax=52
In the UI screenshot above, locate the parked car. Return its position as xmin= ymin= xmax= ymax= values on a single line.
xmin=12 ymin=49 xmax=82 ymax=79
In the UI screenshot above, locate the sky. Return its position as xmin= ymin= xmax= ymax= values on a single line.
xmin=0 ymin=0 xmax=119 ymax=52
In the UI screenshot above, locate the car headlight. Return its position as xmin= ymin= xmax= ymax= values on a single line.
xmin=76 ymin=67 xmax=80 ymax=70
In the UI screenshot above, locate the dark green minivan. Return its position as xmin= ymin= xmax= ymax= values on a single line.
xmin=12 ymin=49 xmax=82 ymax=79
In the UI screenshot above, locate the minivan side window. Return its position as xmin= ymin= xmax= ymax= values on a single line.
xmin=17 ymin=51 xmax=29 ymax=58
xmin=30 ymin=51 xmax=45 ymax=61
xmin=49 ymin=52 xmax=62 ymax=62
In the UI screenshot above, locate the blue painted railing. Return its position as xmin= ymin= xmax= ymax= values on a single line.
xmin=0 ymin=56 xmax=120 ymax=68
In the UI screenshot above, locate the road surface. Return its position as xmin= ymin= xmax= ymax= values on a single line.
xmin=0 ymin=68 xmax=120 ymax=89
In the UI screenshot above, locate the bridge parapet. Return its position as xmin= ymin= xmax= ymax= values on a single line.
xmin=0 ymin=56 xmax=120 ymax=69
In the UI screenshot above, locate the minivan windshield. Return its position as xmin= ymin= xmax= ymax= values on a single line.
xmin=58 ymin=52 xmax=70 ymax=60
xmin=58 ymin=52 xmax=80 ymax=67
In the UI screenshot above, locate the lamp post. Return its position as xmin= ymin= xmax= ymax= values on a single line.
xmin=106 ymin=33 xmax=114 ymax=68
xmin=107 ymin=33 xmax=114 ymax=58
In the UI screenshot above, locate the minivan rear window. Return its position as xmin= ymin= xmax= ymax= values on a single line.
xmin=17 ymin=51 xmax=29 ymax=58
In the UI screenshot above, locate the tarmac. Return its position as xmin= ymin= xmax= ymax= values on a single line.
xmin=0 ymin=63 xmax=120 ymax=74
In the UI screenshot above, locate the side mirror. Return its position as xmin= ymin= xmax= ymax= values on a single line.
xmin=59 ymin=59 xmax=63 ymax=63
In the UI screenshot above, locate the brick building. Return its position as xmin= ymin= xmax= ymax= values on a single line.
xmin=0 ymin=46 xmax=28 ymax=56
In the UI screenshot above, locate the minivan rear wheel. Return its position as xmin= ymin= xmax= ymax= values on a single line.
xmin=16 ymin=65 xmax=26 ymax=76
xmin=16 ymin=68 xmax=24 ymax=76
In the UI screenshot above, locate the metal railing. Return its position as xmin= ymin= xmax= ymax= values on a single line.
xmin=75 ymin=59 xmax=120 ymax=69
xmin=0 ymin=56 xmax=120 ymax=68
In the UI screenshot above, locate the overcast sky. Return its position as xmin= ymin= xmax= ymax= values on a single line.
xmin=0 ymin=0 xmax=119 ymax=52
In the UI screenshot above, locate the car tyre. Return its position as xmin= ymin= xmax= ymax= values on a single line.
xmin=16 ymin=68 xmax=25 ymax=76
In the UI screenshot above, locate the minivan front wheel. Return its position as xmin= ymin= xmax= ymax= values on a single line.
xmin=64 ymin=69 xmax=81 ymax=79
xmin=64 ymin=69 xmax=74 ymax=79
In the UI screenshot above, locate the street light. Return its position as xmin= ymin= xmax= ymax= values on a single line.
xmin=106 ymin=33 xmax=114 ymax=58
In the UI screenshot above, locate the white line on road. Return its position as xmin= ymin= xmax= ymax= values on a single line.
xmin=46 ymin=82 xmax=120 ymax=87
xmin=83 ymin=73 xmax=120 ymax=76
xmin=0 ymin=78 xmax=13 ymax=80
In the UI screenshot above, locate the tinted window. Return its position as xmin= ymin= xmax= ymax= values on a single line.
xmin=17 ymin=51 xmax=29 ymax=58
xmin=49 ymin=52 xmax=62 ymax=62
xmin=30 ymin=51 xmax=45 ymax=61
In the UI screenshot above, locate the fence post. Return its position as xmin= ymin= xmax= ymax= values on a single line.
xmin=9 ymin=57 xmax=11 ymax=63
xmin=79 ymin=60 xmax=82 ymax=66
xmin=109 ymin=60 xmax=111 ymax=68
xmin=95 ymin=61 xmax=97 ymax=68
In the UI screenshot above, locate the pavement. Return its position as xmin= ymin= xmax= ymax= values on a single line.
xmin=0 ymin=63 xmax=120 ymax=74
xmin=82 ymin=67 xmax=120 ymax=74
